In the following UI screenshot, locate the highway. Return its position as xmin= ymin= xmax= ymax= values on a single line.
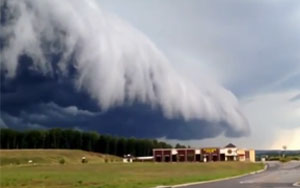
xmin=184 ymin=161 xmax=300 ymax=188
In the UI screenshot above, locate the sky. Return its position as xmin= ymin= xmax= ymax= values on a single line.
xmin=1 ymin=0 xmax=300 ymax=149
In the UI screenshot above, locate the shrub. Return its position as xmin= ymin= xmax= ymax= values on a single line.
xmin=290 ymin=157 xmax=300 ymax=161
xmin=268 ymin=157 xmax=280 ymax=161
xmin=279 ymin=157 xmax=291 ymax=163
xmin=59 ymin=158 xmax=65 ymax=165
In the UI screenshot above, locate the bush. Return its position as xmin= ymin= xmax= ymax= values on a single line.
xmin=291 ymin=157 xmax=300 ymax=161
xmin=279 ymin=157 xmax=291 ymax=163
xmin=268 ymin=157 xmax=280 ymax=161
xmin=59 ymin=158 xmax=65 ymax=164
xmin=81 ymin=157 xmax=88 ymax=164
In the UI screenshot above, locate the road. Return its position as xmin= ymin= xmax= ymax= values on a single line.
xmin=185 ymin=161 xmax=300 ymax=188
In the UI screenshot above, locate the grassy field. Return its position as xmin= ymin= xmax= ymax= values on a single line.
xmin=0 ymin=149 xmax=121 ymax=166
xmin=0 ymin=150 xmax=264 ymax=188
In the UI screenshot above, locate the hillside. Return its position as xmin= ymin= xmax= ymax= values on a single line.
xmin=0 ymin=149 xmax=121 ymax=166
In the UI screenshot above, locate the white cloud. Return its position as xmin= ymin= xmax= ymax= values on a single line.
xmin=168 ymin=90 xmax=300 ymax=149
xmin=96 ymin=0 xmax=300 ymax=146
xmin=240 ymin=90 xmax=300 ymax=149
xmin=45 ymin=102 xmax=97 ymax=117
xmin=271 ymin=128 xmax=300 ymax=150
xmin=98 ymin=0 xmax=300 ymax=96
xmin=1 ymin=0 xmax=249 ymax=136
xmin=243 ymin=90 xmax=300 ymax=130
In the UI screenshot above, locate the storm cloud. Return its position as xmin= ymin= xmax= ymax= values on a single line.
xmin=0 ymin=0 xmax=249 ymax=139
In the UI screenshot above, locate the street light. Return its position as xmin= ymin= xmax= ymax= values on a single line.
xmin=282 ymin=145 xmax=287 ymax=158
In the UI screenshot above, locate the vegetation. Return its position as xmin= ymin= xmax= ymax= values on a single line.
xmin=0 ymin=128 xmax=173 ymax=157
xmin=256 ymin=150 xmax=300 ymax=162
xmin=0 ymin=154 xmax=264 ymax=188
xmin=59 ymin=158 xmax=65 ymax=165
xmin=0 ymin=149 xmax=120 ymax=166
xmin=175 ymin=143 xmax=187 ymax=148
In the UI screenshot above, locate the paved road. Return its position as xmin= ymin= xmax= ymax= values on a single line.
xmin=185 ymin=161 xmax=300 ymax=188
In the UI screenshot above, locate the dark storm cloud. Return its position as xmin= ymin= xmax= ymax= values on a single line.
xmin=1 ymin=55 xmax=99 ymax=116
xmin=0 ymin=0 xmax=250 ymax=140
xmin=0 ymin=55 xmax=245 ymax=139
xmin=1 ymin=101 xmax=241 ymax=140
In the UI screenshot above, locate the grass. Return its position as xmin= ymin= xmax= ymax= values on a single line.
xmin=0 ymin=149 xmax=121 ymax=166
xmin=265 ymin=155 xmax=300 ymax=163
xmin=0 ymin=150 xmax=264 ymax=188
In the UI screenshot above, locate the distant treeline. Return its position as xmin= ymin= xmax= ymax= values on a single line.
xmin=0 ymin=128 xmax=185 ymax=157
xmin=255 ymin=150 xmax=300 ymax=161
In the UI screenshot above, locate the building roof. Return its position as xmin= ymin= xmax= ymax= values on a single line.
xmin=225 ymin=143 xmax=236 ymax=148
xmin=136 ymin=156 xmax=154 ymax=160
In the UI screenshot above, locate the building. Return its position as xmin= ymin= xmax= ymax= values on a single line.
xmin=123 ymin=154 xmax=134 ymax=163
xmin=153 ymin=148 xmax=202 ymax=162
xmin=153 ymin=144 xmax=255 ymax=163
xmin=248 ymin=149 xmax=256 ymax=162
xmin=135 ymin=156 xmax=154 ymax=162
xmin=237 ymin=149 xmax=255 ymax=162
xmin=201 ymin=147 xmax=220 ymax=162
xmin=220 ymin=143 xmax=238 ymax=161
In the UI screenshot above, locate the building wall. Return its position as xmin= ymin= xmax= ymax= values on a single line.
xmin=220 ymin=148 xmax=237 ymax=161
xmin=201 ymin=148 xmax=220 ymax=162
xmin=187 ymin=149 xmax=195 ymax=162
xmin=249 ymin=149 xmax=256 ymax=162
xmin=177 ymin=149 xmax=187 ymax=162
xmin=153 ymin=147 xmax=255 ymax=163
xmin=154 ymin=150 xmax=163 ymax=162
xmin=237 ymin=149 xmax=246 ymax=161
xmin=163 ymin=150 xmax=172 ymax=162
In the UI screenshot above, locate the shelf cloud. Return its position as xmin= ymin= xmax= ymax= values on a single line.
xmin=0 ymin=0 xmax=249 ymax=139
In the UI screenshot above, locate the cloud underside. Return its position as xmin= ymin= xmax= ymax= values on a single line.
xmin=1 ymin=103 xmax=235 ymax=140
xmin=0 ymin=0 xmax=249 ymax=139
xmin=1 ymin=61 xmax=244 ymax=140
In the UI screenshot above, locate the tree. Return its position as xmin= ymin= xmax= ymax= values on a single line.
xmin=25 ymin=130 xmax=45 ymax=148
xmin=175 ymin=143 xmax=186 ymax=148
xmin=126 ymin=138 xmax=136 ymax=156
xmin=116 ymin=138 xmax=126 ymax=156
xmin=0 ymin=129 xmax=17 ymax=149
xmin=0 ymin=128 xmax=175 ymax=157
xmin=108 ymin=137 xmax=118 ymax=155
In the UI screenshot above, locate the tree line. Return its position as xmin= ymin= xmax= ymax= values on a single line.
xmin=0 ymin=128 xmax=176 ymax=157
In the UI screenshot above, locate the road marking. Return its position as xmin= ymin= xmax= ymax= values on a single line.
xmin=293 ymin=182 xmax=300 ymax=187
xmin=240 ymin=180 xmax=254 ymax=184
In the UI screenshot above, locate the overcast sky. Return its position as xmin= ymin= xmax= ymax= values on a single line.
xmin=98 ymin=0 xmax=300 ymax=149
xmin=1 ymin=0 xmax=300 ymax=150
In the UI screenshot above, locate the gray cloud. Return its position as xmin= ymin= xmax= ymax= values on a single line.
xmin=1 ymin=112 xmax=45 ymax=130
xmin=1 ymin=101 xmax=246 ymax=140
xmin=290 ymin=94 xmax=300 ymax=102
xmin=98 ymin=0 xmax=300 ymax=97
xmin=0 ymin=118 xmax=7 ymax=128
xmin=0 ymin=0 xmax=250 ymax=137
xmin=36 ymin=102 xmax=98 ymax=117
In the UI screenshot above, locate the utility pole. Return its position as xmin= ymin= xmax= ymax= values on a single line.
xmin=282 ymin=145 xmax=287 ymax=158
